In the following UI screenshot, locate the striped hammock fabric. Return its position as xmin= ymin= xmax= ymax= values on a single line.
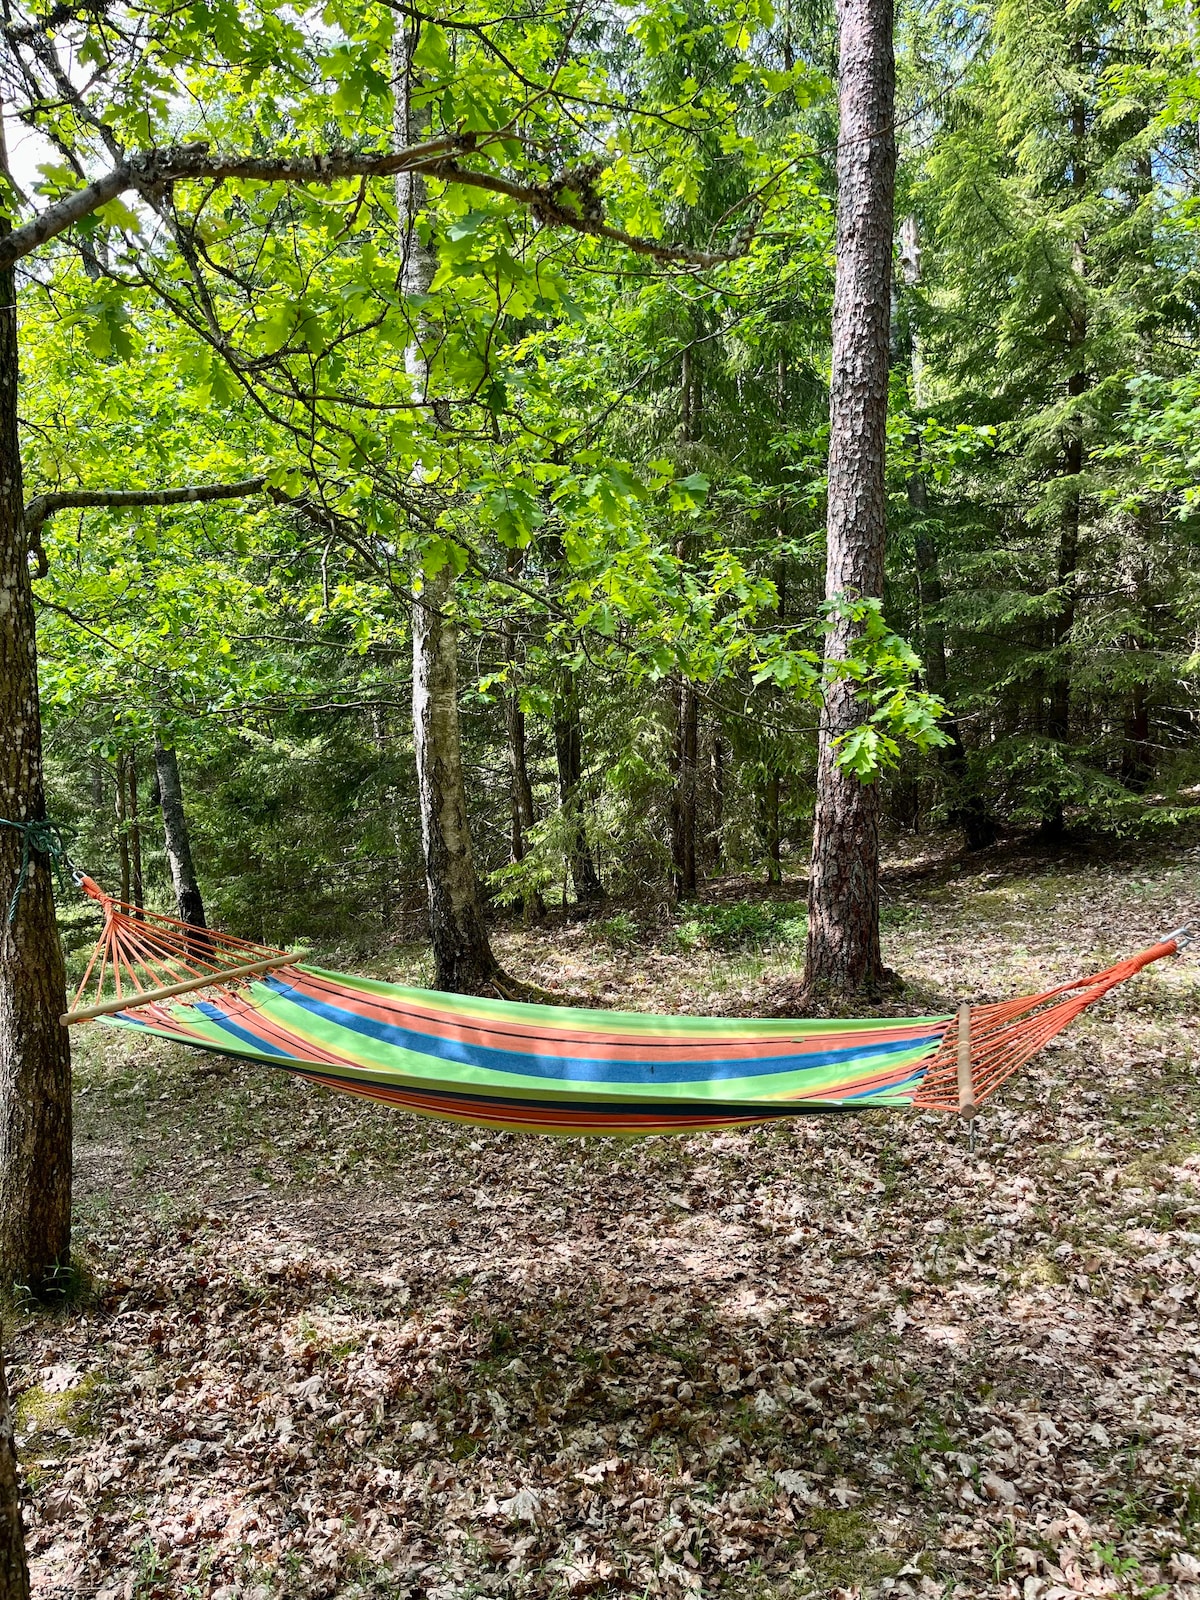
xmin=64 ymin=878 xmax=1186 ymax=1136
xmin=110 ymin=965 xmax=956 ymax=1134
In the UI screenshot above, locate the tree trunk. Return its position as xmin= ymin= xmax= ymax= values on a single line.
xmin=502 ymin=593 xmax=544 ymax=921
xmin=0 ymin=1343 xmax=30 ymax=1600
xmin=709 ymin=730 xmax=725 ymax=873
xmin=553 ymin=672 xmax=603 ymax=907
xmin=153 ymin=735 xmax=207 ymax=928
xmin=115 ymin=754 xmax=130 ymax=906
xmin=1048 ymin=428 xmax=1082 ymax=753
xmin=911 ymin=489 xmax=997 ymax=851
xmin=898 ymin=216 xmax=997 ymax=852
xmin=505 ymin=684 xmax=537 ymax=866
xmin=670 ymin=354 xmax=700 ymax=902
xmin=763 ymin=547 xmax=787 ymax=887
xmin=126 ymin=748 xmax=143 ymax=915
xmin=396 ymin=23 xmax=504 ymax=989
xmin=413 ymin=568 xmax=501 ymax=991
xmin=803 ymin=0 xmax=896 ymax=997
xmin=0 ymin=224 xmax=73 ymax=1293
xmin=1044 ymin=86 xmax=1088 ymax=834
xmin=670 ymin=678 xmax=699 ymax=900
xmin=764 ymin=771 xmax=783 ymax=885
xmin=1121 ymin=679 xmax=1152 ymax=790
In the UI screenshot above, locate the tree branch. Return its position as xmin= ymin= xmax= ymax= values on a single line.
xmin=25 ymin=476 xmax=272 ymax=536
xmin=0 ymin=137 xmax=745 ymax=269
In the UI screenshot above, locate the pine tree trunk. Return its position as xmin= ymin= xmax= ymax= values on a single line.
xmin=0 ymin=1343 xmax=30 ymax=1600
xmin=1121 ymin=679 xmax=1152 ymax=790
xmin=153 ymin=735 xmax=207 ymax=928
xmin=396 ymin=22 xmax=504 ymax=989
xmin=0 ymin=230 xmax=73 ymax=1293
xmin=413 ymin=568 xmax=500 ymax=991
xmin=553 ymin=672 xmax=603 ymax=907
xmin=803 ymin=0 xmax=896 ymax=997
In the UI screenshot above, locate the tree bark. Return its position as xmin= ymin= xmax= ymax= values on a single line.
xmin=910 ymin=478 xmax=997 ymax=850
xmin=670 ymin=353 xmax=700 ymax=902
xmin=505 ymin=683 xmax=537 ymax=867
xmin=413 ymin=568 xmax=501 ymax=991
xmin=396 ymin=22 xmax=504 ymax=990
xmin=803 ymin=0 xmax=896 ymax=997
xmin=763 ymin=771 xmax=783 ymax=885
xmin=553 ymin=672 xmax=603 ymax=908
xmin=126 ymin=748 xmax=143 ymax=914
xmin=709 ymin=729 xmax=725 ymax=874
xmin=0 ymin=1342 xmax=30 ymax=1600
xmin=502 ymin=588 xmax=544 ymax=921
xmin=115 ymin=754 xmax=130 ymax=906
xmin=898 ymin=216 xmax=997 ymax=851
xmin=670 ymin=678 xmax=699 ymax=900
xmin=1044 ymin=84 xmax=1088 ymax=834
xmin=0 ymin=222 xmax=73 ymax=1293
xmin=153 ymin=735 xmax=207 ymax=928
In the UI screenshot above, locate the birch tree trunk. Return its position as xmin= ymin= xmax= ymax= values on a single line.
xmin=0 ymin=1342 xmax=30 ymax=1600
xmin=0 ymin=221 xmax=73 ymax=1291
xmin=413 ymin=567 xmax=500 ymax=990
xmin=803 ymin=0 xmax=896 ymax=997
xmin=396 ymin=22 xmax=503 ymax=991
xmin=153 ymin=735 xmax=207 ymax=928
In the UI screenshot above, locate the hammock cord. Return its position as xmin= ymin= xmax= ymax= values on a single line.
xmin=0 ymin=815 xmax=77 ymax=924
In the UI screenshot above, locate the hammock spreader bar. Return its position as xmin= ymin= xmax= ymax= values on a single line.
xmin=62 ymin=878 xmax=1189 ymax=1136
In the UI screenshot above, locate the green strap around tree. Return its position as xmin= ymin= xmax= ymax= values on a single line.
xmin=0 ymin=817 xmax=76 ymax=924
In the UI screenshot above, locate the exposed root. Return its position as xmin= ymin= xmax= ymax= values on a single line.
xmin=760 ymin=965 xmax=907 ymax=1019
xmin=481 ymin=967 xmax=598 ymax=1009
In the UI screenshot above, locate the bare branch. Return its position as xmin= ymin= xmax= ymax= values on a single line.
xmin=25 ymin=476 xmax=272 ymax=535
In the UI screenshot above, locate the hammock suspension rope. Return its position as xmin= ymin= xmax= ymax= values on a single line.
xmin=0 ymin=815 xmax=77 ymax=923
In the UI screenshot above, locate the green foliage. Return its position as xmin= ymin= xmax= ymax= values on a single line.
xmin=672 ymin=900 xmax=808 ymax=953
xmin=12 ymin=0 xmax=1199 ymax=939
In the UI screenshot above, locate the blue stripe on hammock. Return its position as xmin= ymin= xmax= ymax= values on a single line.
xmin=252 ymin=977 xmax=942 ymax=1088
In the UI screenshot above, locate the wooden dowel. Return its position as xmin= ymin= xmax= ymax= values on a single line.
xmin=956 ymin=1002 xmax=976 ymax=1119
xmin=61 ymin=952 xmax=299 ymax=1025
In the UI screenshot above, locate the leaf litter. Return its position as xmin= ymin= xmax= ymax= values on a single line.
xmin=11 ymin=839 xmax=1200 ymax=1599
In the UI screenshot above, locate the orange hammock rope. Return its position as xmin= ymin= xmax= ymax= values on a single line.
xmin=63 ymin=875 xmax=297 ymax=1023
xmin=909 ymin=934 xmax=1187 ymax=1113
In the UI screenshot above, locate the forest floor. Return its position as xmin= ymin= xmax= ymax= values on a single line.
xmin=10 ymin=833 xmax=1200 ymax=1600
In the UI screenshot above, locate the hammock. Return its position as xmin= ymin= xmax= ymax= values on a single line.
xmin=62 ymin=876 xmax=1188 ymax=1136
